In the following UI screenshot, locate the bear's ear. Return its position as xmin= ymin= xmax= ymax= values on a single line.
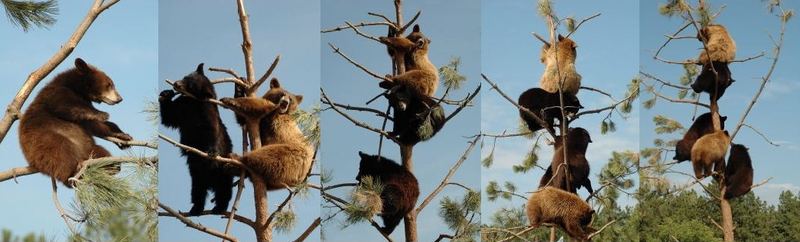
xmin=75 ymin=58 xmax=90 ymax=73
xmin=557 ymin=34 xmax=565 ymax=41
xmin=294 ymin=95 xmax=303 ymax=105
xmin=721 ymin=116 xmax=728 ymax=122
xmin=358 ymin=151 xmax=368 ymax=159
xmin=270 ymin=78 xmax=281 ymax=89
xmin=196 ymin=63 xmax=205 ymax=75
xmin=412 ymin=24 xmax=420 ymax=33
xmin=724 ymin=130 xmax=730 ymax=136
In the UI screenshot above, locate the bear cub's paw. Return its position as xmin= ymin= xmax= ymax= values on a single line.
xmin=159 ymin=90 xmax=177 ymax=101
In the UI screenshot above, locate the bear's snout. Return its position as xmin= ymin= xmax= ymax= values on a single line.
xmin=278 ymin=95 xmax=291 ymax=113
xmin=102 ymin=89 xmax=123 ymax=105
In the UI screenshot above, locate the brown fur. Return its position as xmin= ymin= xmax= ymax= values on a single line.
xmin=543 ymin=128 xmax=594 ymax=195
xmin=19 ymin=58 xmax=130 ymax=187
xmin=674 ymin=113 xmax=726 ymax=162
xmin=539 ymin=35 xmax=581 ymax=96
xmin=526 ymin=187 xmax=596 ymax=241
xmin=724 ymin=144 xmax=753 ymax=199
xmin=691 ymin=130 xmax=730 ymax=181
xmin=379 ymin=25 xmax=439 ymax=97
xmin=697 ymin=24 xmax=736 ymax=64
xmin=235 ymin=79 xmax=312 ymax=190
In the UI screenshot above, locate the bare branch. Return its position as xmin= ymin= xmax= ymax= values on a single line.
xmin=587 ymin=219 xmax=617 ymax=239
xmin=320 ymin=88 xmax=400 ymax=144
xmin=415 ymin=135 xmax=480 ymax=214
xmin=157 ymin=210 xmax=256 ymax=229
xmin=52 ymin=178 xmax=79 ymax=235
xmin=208 ymin=67 xmax=241 ymax=80
xmin=564 ymin=13 xmax=602 ymax=39
xmin=158 ymin=202 xmax=240 ymax=242
xmin=327 ymin=43 xmax=392 ymax=82
xmin=345 ymin=21 xmax=382 ymax=42
xmin=158 ymin=133 xmax=243 ymax=166
xmin=443 ymin=84 xmax=481 ymax=124
xmin=292 ymin=217 xmax=321 ymax=242
xmin=321 ymin=22 xmax=394 ymax=33
xmin=250 ymin=55 xmax=281 ymax=93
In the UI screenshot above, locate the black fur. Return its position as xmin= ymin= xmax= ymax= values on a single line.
xmin=389 ymin=92 xmax=445 ymax=145
xmin=160 ymin=63 xmax=234 ymax=215
xmin=356 ymin=152 xmax=420 ymax=235
xmin=691 ymin=61 xmax=735 ymax=101
xmin=518 ymin=88 xmax=583 ymax=132
xmin=724 ymin=144 xmax=754 ymax=199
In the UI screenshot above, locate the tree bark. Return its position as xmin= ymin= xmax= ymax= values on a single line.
xmin=252 ymin=175 xmax=271 ymax=242
xmin=720 ymin=186 xmax=734 ymax=241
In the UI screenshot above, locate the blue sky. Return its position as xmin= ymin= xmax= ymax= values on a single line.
xmin=0 ymin=0 xmax=157 ymax=240
xmin=481 ymin=0 xmax=640 ymax=224
xmin=320 ymin=0 xmax=481 ymax=241
xmin=158 ymin=1 xmax=320 ymax=241
xmin=640 ymin=1 xmax=800 ymax=203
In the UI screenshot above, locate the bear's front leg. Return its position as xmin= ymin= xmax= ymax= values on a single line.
xmin=81 ymin=121 xmax=133 ymax=149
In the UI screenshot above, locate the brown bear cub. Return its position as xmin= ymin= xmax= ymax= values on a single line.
xmin=356 ymin=152 xmax=419 ymax=235
xmin=526 ymin=187 xmax=596 ymax=241
xmin=19 ymin=58 xmax=131 ymax=187
xmin=160 ymin=63 xmax=234 ymax=215
xmin=697 ymin=24 xmax=736 ymax=64
xmin=539 ymin=34 xmax=582 ymax=96
xmin=674 ymin=112 xmax=726 ymax=162
xmin=518 ymin=88 xmax=583 ymax=132
xmin=691 ymin=130 xmax=730 ymax=181
xmin=380 ymin=25 xmax=445 ymax=145
xmin=379 ymin=24 xmax=439 ymax=99
xmin=724 ymin=144 xmax=753 ymax=200
xmin=693 ymin=24 xmax=736 ymax=101
xmin=226 ymin=78 xmax=313 ymax=191
xmin=539 ymin=128 xmax=594 ymax=195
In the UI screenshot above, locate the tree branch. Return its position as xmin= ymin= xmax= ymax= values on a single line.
xmin=415 ymin=135 xmax=480 ymax=214
xmin=158 ymin=202 xmax=240 ymax=242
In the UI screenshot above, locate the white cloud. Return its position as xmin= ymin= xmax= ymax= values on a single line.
xmin=753 ymin=183 xmax=800 ymax=204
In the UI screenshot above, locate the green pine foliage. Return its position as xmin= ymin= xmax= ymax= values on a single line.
xmin=1 ymin=0 xmax=57 ymax=31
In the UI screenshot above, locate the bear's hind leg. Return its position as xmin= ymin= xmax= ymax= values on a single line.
xmin=188 ymin=161 xmax=211 ymax=215
xmin=210 ymin=172 xmax=234 ymax=214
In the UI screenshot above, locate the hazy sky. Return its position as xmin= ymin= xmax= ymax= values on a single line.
xmin=639 ymin=1 xmax=800 ymax=203
xmin=158 ymin=1 xmax=321 ymax=241
xmin=320 ymin=0 xmax=481 ymax=241
xmin=481 ymin=0 xmax=641 ymax=224
xmin=0 ymin=1 xmax=157 ymax=240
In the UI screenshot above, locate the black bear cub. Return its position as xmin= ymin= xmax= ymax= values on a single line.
xmin=356 ymin=152 xmax=420 ymax=235
xmin=518 ymin=88 xmax=583 ymax=133
xmin=691 ymin=62 xmax=734 ymax=101
xmin=160 ymin=63 xmax=234 ymax=215
xmin=539 ymin=128 xmax=593 ymax=196
xmin=19 ymin=58 xmax=131 ymax=187
xmin=724 ymin=144 xmax=754 ymax=199
xmin=674 ymin=112 xmax=726 ymax=162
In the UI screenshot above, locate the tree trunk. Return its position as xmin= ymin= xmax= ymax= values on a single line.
xmin=252 ymin=176 xmax=272 ymax=242
xmin=404 ymin=212 xmax=418 ymax=242
xmin=549 ymin=227 xmax=556 ymax=242
xmin=400 ymin=144 xmax=416 ymax=242
xmin=720 ymin=186 xmax=734 ymax=241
